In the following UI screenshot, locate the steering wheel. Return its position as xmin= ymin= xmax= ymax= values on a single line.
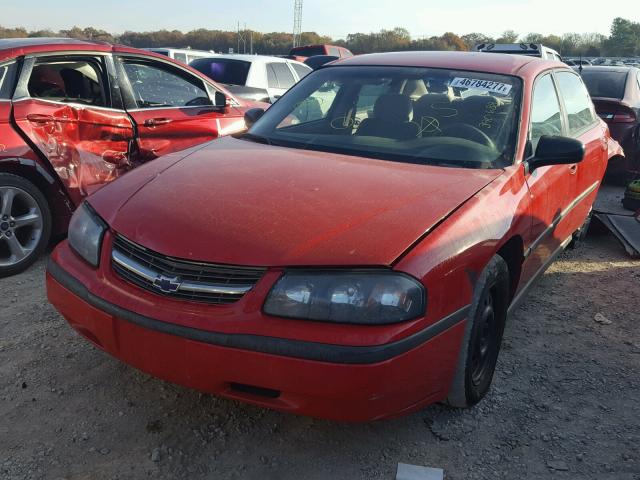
xmin=441 ymin=123 xmax=496 ymax=149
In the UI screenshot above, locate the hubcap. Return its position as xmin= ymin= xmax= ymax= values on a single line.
xmin=471 ymin=289 xmax=497 ymax=386
xmin=0 ymin=186 xmax=43 ymax=268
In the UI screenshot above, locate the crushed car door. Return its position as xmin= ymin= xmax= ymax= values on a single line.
xmin=12 ymin=54 xmax=135 ymax=205
xmin=115 ymin=55 xmax=245 ymax=161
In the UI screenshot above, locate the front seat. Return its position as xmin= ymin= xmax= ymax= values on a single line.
xmin=356 ymin=94 xmax=419 ymax=140
xmin=28 ymin=65 xmax=66 ymax=99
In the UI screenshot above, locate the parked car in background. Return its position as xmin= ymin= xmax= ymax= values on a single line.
xmin=304 ymin=55 xmax=339 ymax=70
xmin=48 ymin=51 xmax=613 ymax=421
xmin=190 ymin=55 xmax=312 ymax=103
xmin=565 ymin=59 xmax=592 ymax=67
xmin=0 ymin=38 xmax=264 ymax=276
xmin=144 ymin=47 xmax=217 ymax=65
xmin=579 ymin=66 xmax=640 ymax=180
xmin=288 ymin=44 xmax=352 ymax=62
xmin=476 ymin=43 xmax=563 ymax=61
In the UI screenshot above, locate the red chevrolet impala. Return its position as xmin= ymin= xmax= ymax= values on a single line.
xmin=47 ymin=52 xmax=612 ymax=422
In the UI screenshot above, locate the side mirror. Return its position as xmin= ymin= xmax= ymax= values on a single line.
xmin=214 ymin=91 xmax=227 ymax=108
xmin=527 ymin=135 xmax=585 ymax=173
xmin=244 ymin=108 xmax=265 ymax=129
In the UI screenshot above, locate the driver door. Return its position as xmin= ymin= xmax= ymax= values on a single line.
xmin=115 ymin=56 xmax=244 ymax=160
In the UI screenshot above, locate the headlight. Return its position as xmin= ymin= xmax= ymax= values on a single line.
xmin=68 ymin=202 xmax=107 ymax=267
xmin=263 ymin=271 xmax=426 ymax=325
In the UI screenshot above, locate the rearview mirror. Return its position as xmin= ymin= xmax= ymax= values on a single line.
xmin=244 ymin=108 xmax=266 ymax=129
xmin=527 ymin=135 xmax=585 ymax=173
xmin=214 ymin=91 xmax=227 ymax=108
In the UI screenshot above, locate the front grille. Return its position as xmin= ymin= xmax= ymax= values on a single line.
xmin=111 ymin=234 xmax=266 ymax=304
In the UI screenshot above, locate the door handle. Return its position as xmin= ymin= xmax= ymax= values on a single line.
xmin=143 ymin=117 xmax=173 ymax=127
xmin=26 ymin=113 xmax=54 ymax=123
xmin=569 ymin=164 xmax=578 ymax=174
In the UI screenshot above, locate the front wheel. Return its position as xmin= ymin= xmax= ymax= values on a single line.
xmin=446 ymin=255 xmax=509 ymax=408
xmin=0 ymin=173 xmax=51 ymax=278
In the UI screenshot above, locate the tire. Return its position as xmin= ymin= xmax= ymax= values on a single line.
xmin=0 ymin=173 xmax=51 ymax=278
xmin=446 ymin=255 xmax=509 ymax=408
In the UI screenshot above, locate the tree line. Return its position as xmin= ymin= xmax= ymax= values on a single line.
xmin=1 ymin=17 xmax=639 ymax=57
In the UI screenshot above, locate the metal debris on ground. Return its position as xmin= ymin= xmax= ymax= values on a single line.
xmin=396 ymin=463 xmax=444 ymax=480
xmin=593 ymin=184 xmax=640 ymax=258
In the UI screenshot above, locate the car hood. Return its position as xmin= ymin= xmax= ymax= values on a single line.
xmin=94 ymin=137 xmax=503 ymax=267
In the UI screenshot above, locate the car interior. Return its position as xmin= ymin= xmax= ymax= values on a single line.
xmin=274 ymin=74 xmax=518 ymax=167
xmin=28 ymin=60 xmax=106 ymax=106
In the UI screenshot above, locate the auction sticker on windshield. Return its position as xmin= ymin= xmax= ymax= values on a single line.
xmin=450 ymin=77 xmax=513 ymax=94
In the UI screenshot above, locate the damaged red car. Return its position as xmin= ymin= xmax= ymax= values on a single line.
xmin=0 ymin=38 xmax=262 ymax=276
xmin=48 ymin=52 xmax=612 ymax=421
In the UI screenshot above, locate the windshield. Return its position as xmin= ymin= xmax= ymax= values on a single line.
xmin=190 ymin=58 xmax=251 ymax=86
xmin=248 ymin=66 xmax=522 ymax=168
xmin=580 ymin=70 xmax=628 ymax=99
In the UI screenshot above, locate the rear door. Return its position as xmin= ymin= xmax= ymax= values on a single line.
xmin=553 ymin=70 xmax=606 ymax=222
xmin=115 ymin=55 xmax=245 ymax=160
xmin=12 ymin=54 xmax=135 ymax=204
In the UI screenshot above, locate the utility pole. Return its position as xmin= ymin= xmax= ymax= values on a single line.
xmin=293 ymin=0 xmax=303 ymax=48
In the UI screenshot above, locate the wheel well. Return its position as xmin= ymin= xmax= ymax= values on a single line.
xmin=496 ymin=236 xmax=524 ymax=302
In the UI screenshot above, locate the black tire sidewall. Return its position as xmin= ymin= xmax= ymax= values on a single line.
xmin=0 ymin=173 xmax=52 ymax=278
xmin=447 ymin=255 xmax=509 ymax=407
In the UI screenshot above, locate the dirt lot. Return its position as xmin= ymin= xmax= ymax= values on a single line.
xmin=1 ymin=230 xmax=639 ymax=480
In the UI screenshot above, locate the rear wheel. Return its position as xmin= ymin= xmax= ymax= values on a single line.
xmin=446 ymin=255 xmax=509 ymax=408
xmin=0 ymin=173 xmax=51 ymax=278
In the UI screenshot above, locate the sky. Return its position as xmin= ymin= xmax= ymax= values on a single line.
xmin=2 ymin=0 xmax=638 ymax=39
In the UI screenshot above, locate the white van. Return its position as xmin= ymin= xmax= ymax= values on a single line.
xmin=145 ymin=48 xmax=218 ymax=65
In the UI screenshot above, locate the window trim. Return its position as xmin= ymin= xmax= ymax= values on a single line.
xmin=552 ymin=68 xmax=599 ymax=138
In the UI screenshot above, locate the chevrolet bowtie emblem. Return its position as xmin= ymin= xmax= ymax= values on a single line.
xmin=152 ymin=274 xmax=181 ymax=293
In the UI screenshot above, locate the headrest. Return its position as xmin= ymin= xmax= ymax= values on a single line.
xmin=373 ymin=94 xmax=413 ymax=122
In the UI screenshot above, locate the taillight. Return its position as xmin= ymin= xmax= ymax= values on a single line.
xmin=612 ymin=112 xmax=636 ymax=123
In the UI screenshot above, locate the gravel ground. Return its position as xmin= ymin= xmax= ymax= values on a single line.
xmin=1 ymin=230 xmax=639 ymax=480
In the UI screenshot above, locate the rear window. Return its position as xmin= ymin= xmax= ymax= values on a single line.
xmin=290 ymin=46 xmax=325 ymax=57
xmin=268 ymin=63 xmax=296 ymax=89
xmin=581 ymin=70 xmax=628 ymax=99
xmin=190 ymin=58 xmax=251 ymax=86
xmin=291 ymin=63 xmax=312 ymax=79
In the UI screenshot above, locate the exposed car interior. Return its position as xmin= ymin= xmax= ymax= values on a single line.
xmin=252 ymin=66 xmax=521 ymax=168
xmin=28 ymin=60 xmax=106 ymax=106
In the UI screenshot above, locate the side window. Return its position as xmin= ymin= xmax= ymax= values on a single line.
xmin=286 ymin=80 xmax=341 ymax=125
xmin=0 ymin=62 xmax=17 ymax=99
xmin=269 ymin=63 xmax=296 ymax=89
xmin=27 ymin=57 xmax=107 ymax=106
xmin=173 ymin=53 xmax=187 ymax=64
xmin=121 ymin=60 xmax=211 ymax=108
xmin=266 ymin=64 xmax=278 ymax=88
xmin=555 ymin=71 xmax=597 ymax=135
xmin=355 ymin=81 xmax=392 ymax=120
xmin=530 ymin=74 xmax=563 ymax=150
xmin=291 ymin=63 xmax=311 ymax=80
xmin=328 ymin=47 xmax=341 ymax=57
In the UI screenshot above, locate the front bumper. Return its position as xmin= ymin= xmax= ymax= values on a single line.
xmin=46 ymin=248 xmax=468 ymax=422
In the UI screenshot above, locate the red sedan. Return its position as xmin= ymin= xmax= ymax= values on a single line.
xmin=47 ymin=52 xmax=611 ymax=422
xmin=0 ymin=38 xmax=264 ymax=276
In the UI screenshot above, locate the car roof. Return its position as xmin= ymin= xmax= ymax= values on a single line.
xmin=0 ymin=37 xmax=114 ymax=61
xmin=333 ymin=51 xmax=562 ymax=77
xmin=195 ymin=54 xmax=309 ymax=67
